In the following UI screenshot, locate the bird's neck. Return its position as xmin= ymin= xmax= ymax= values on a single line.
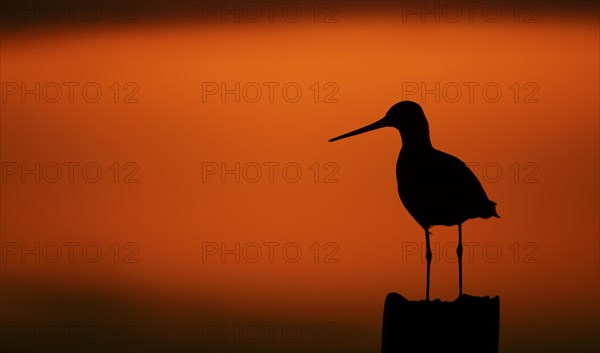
xmin=400 ymin=131 xmax=433 ymax=150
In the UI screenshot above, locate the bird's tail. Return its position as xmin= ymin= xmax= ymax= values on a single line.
xmin=487 ymin=200 xmax=500 ymax=218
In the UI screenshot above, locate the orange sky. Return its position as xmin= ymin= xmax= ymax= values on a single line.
xmin=1 ymin=1 xmax=599 ymax=352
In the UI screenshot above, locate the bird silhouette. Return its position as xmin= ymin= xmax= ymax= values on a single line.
xmin=329 ymin=101 xmax=499 ymax=301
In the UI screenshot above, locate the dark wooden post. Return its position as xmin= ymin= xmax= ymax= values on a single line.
xmin=381 ymin=293 xmax=500 ymax=353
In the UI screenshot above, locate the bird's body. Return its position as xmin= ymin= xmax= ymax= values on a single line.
xmin=397 ymin=147 xmax=498 ymax=229
xmin=329 ymin=101 xmax=498 ymax=300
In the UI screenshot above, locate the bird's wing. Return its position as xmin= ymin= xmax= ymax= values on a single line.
xmin=397 ymin=149 xmax=494 ymax=227
xmin=429 ymin=149 xmax=495 ymax=216
xmin=432 ymin=150 xmax=488 ymax=198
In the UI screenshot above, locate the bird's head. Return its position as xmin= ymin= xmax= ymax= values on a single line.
xmin=329 ymin=101 xmax=431 ymax=146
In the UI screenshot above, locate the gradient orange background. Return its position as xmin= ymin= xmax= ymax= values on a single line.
xmin=1 ymin=1 xmax=599 ymax=352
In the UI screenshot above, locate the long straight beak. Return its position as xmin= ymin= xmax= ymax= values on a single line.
xmin=329 ymin=117 xmax=388 ymax=142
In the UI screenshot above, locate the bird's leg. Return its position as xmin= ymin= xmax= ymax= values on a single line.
xmin=425 ymin=228 xmax=432 ymax=301
xmin=457 ymin=223 xmax=463 ymax=298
